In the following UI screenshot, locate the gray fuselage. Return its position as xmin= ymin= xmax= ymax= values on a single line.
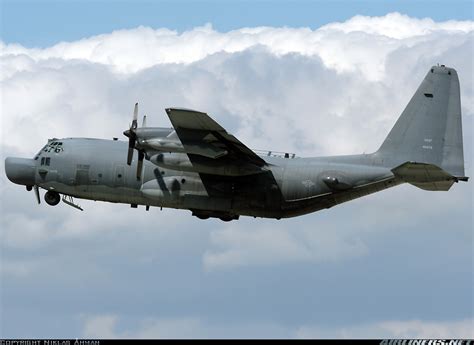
xmin=15 ymin=137 xmax=395 ymax=219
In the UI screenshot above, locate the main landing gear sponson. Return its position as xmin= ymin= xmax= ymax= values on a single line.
xmin=44 ymin=190 xmax=61 ymax=206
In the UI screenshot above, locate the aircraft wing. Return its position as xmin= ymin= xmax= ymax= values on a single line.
xmin=165 ymin=108 xmax=266 ymax=168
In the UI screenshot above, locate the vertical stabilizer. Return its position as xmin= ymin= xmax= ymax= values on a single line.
xmin=376 ymin=65 xmax=465 ymax=178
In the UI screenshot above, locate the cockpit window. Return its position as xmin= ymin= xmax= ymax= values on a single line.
xmin=35 ymin=140 xmax=66 ymax=163
xmin=45 ymin=141 xmax=64 ymax=153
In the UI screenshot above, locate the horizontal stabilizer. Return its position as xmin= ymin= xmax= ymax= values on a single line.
xmin=391 ymin=162 xmax=458 ymax=191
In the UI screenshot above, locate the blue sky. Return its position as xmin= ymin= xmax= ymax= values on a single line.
xmin=1 ymin=0 xmax=473 ymax=47
xmin=1 ymin=0 xmax=473 ymax=339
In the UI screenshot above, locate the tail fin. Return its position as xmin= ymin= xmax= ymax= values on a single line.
xmin=376 ymin=65 xmax=466 ymax=179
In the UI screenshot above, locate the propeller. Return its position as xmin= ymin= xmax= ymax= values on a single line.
xmin=124 ymin=103 xmax=139 ymax=165
xmin=123 ymin=102 xmax=145 ymax=180
xmin=34 ymin=185 xmax=40 ymax=204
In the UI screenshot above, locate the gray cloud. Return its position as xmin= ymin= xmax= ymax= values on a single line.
xmin=79 ymin=314 xmax=474 ymax=339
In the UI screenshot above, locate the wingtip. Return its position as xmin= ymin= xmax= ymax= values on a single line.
xmin=166 ymin=107 xmax=205 ymax=114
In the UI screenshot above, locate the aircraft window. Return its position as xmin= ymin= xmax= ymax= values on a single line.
xmin=117 ymin=174 xmax=122 ymax=178
xmin=424 ymin=93 xmax=433 ymax=98
xmin=45 ymin=157 xmax=51 ymax=166
xmin=43 ymin=141 xmax=64 ymax=153
xmin=54 ymin=142 xmax=63 ymax=153
xmin=41 ymin=157 xmax=45 ymax=165
xmin=181 ymin=178 xmax=186 ymax=184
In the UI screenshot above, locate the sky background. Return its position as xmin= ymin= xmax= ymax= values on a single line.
xmin=2 ymin=0 xmax=474 ymax=47
xmin=0 ymin=0 xmax=473 ymax=339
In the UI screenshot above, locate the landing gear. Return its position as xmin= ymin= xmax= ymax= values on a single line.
xmin=44 ymin=190 xmax=61 ymax=206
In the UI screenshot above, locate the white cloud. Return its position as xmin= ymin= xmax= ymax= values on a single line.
xmin=296 ymin=319 xmax=474 ymax=339
xmin=1 ymin=13 xmax=472 ymax=79
xmin=1 ymin=15 xmax=472 ymax=157
xmin=320 ymin=12 xmax=474 ymax=39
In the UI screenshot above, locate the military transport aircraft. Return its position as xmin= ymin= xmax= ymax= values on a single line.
xmin=5 ymin=65 xmax=468 ymax=221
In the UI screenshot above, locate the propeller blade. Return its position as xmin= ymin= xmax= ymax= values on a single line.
xmin=125 ymin=103 xmax=141 ymax=165
xmin=34 ymin=185 xmax=40 ymax=204
xmin=133 ymin=102 xmax=138 ymax=120
xmin=127 ymin=143 xmax=134 ymax=165
xmin=132 ymin=103 xmax=138 ymax=130
xmin=126 ymin=128 xmax=137 ymax=166
xmin=142 ymin=115 xmax=147 ymax=127
xmin=137 ymin=150 xmax=145 ymax=180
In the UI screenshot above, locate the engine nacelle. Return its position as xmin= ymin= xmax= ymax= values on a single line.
xmin=150 ymin=152 xmax=264 ymax=176
xmin=139 ymin=137 xmax=227 ymax=159
xmin=151 ymin=152 xmax=193 ymax=170
xmin=142 ymin=137 xmax=185 ymax=152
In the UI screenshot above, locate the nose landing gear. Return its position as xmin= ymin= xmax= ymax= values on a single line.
xmin=44 ymin=190 xmax=61 ymax=206
xmin=42 ymin=190 xmax=83 ymax=210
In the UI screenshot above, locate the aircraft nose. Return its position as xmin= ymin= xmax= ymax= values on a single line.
xmin=4 ymin=157 xmax=36 ymax=187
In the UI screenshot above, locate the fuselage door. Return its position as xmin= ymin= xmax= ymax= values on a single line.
xmin=75 ymin=165 xmax=90 ymax=185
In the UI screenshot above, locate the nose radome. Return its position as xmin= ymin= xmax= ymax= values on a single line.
xmin=5 ymin=157 xmax=36 ymax=186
